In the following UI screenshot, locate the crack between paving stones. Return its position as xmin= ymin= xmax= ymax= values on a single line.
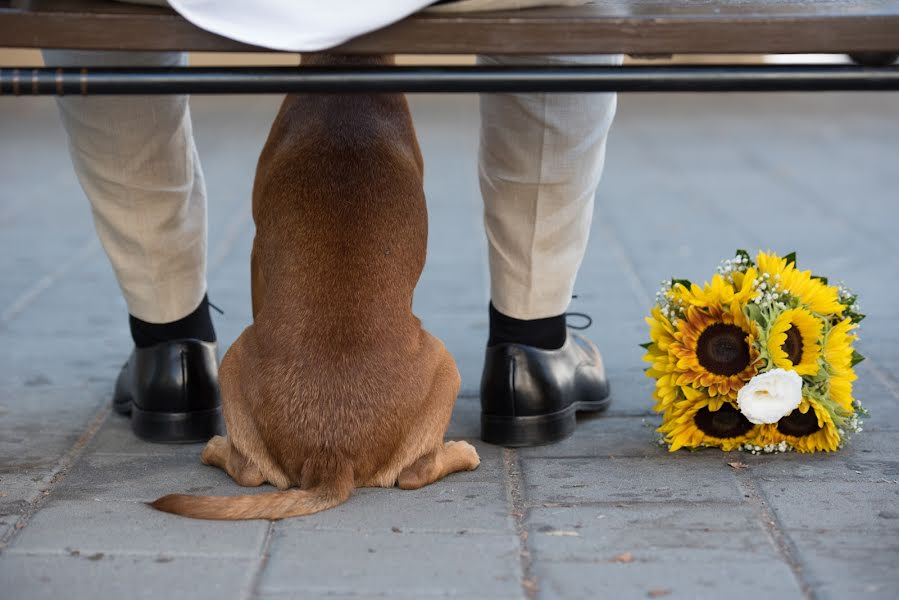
xmin=0 ymin=191 xmax=254 ymax=552
xmin=503 ymin=448 xmax=537 ymax=600
xmin=0 ymin=236 xmax=99 ymax=325
xmin=596 ymin=214 xmax=652 ymax=311
xmin=0 ymin=201 xmax=251 ymax=549
xmin=734 ymin=469 xmax=815 ymax=600
xmin=0 ymin=402 xmax=111 ymax=550
xmin=599 ymin=215 xmax=821 ymax=598
xmin=247 ymin=520 xmax=275 ymax=600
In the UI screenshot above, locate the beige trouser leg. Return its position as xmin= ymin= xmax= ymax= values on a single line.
xmin=41 ymin=50 xmax=207 ymax=324
xmin=479 ymin=53 xmax=622 ymax=320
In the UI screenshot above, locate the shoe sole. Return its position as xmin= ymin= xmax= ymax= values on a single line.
xmin=131 ymin=405 xmax=224 ymax=444
xmin=481 ymin=397 xmax=611 ymax=448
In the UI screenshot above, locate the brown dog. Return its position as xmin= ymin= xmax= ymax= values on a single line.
xmin=151 ymin=54 xmax=479 ymax=520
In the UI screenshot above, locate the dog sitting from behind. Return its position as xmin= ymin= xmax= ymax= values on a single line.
xmin=152 ymin=54 xmax=480 ymax=520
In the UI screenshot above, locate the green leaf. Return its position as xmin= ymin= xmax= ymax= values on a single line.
xmin=848 ymin=311 xmax=866 ymax=324
xmin=745 ymin=303 xmax=763 ymax=324
xmin=671 ymin=278 xmax=692 ymax=290
xmin=812 ymin=274 xmax=829 ymax=285
xmin=783 ymin=251 xmax=797 ymax=267
xmin=735 ymin=249 xmax=754 ymax=266
xmin=851 ymin=350 xmax=866 ymax=367
xmin=639 ymin=342 xmax=653 ymax=350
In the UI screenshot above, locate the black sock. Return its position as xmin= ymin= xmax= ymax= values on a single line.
xmin=129 ymin=294 xmax=217 ymax=348
xmin=487 ymin=302 xmax=567 ymax=350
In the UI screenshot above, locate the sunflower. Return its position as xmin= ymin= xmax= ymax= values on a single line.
xmin=671 ymin=304 xmax=759 ymax=398
xmin=760 ymin=398 xmax=842 ymax=453
xmin=755 ymin=251 xmax=843 ymax=316
xmin=825 ymin=318 xmax=857 ymax=374
xmin=824 ymin=318 xmax=858 ymax=411
xmin=643 ymin=307 xmax=682 ymax=414
xmin=659 ymin=393 xmax=761 ymax=452
xmin=766 ymin=308 xmax=823 ymax=376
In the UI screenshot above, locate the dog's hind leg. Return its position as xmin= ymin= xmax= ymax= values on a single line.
xmin=201 ymin=435 xmax=266 ymax=487
xmin=396 ymin=440 xmax=480 ymax=490
xmin=396 ymin=346 xmax=479 ymax=490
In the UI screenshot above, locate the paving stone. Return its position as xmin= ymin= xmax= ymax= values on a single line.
xmin=258 ymin=527 xmax=521 ymax=598
xmin=0 ymin=480 xmax=42 ymax=523
xmin=852 ymin=365 xmax=899 ymax=428
xmin=521 ymin=416 xmax=665 ymax=460
xmin=0 ymin=386 xmax=107 ymax=465
xmin=527 ymin=503 xmax=771 ymax=558
xmin=86 ymin=416 xmax=207 ymax=457
xmin=7 ymin=499 xmax=268 ymax=557
xmin=757 ymin=479 xmax=899 ymax=533
xmin=532 ymin=548 xmax=803 ymax=600
xmin=49 ymin=451 xmax=238 ymax=503
xmin=522 ymin=456 xmax=743 ymax=506
xmin=0 ymin=554 xmax=257 ymax=600
xmin=788 ymin=529 xmax=899 ymax=600
xmin=742 ymin=438 xmax=899 ymax=483
xmin=444 ymin=396 xmax=482 ymax=440
xmin=281 ymin=478 xmax=512 ymax=535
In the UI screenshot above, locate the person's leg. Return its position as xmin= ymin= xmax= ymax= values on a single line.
xmin=480 ymin=52 xmax=621 ymax=326
xmin=42 ymin=50 xmax=220 ymax=442
xmin=478 ymin=53 xmax=621 ymax=446
xmin=42 ymin=50 xmax=209 ymax=327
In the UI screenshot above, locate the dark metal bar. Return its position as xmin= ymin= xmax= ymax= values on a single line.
xmin=2 ymin=65 xmax=899 ymax=95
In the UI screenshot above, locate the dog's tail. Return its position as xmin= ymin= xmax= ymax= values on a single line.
xmin=150 ymin=470 xmax=353 ymax=521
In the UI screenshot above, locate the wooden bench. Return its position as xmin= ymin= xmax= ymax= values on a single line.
xmin=2 ymin=0 xmax=899 ymax=94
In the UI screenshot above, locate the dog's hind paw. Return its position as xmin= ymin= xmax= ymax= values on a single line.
xmin=444 ymin=440 xmax=480 ymax=471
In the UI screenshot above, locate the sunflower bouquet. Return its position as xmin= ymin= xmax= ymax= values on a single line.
xmin=643 ymin=250 xmax=865 ymax=453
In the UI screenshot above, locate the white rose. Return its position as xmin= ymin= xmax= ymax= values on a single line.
xmin=736 ymin=369 xmax=803 ymax=425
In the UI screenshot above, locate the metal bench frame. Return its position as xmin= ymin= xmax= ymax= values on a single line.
xmin=2 ymin=0 xmax=899 ymax=94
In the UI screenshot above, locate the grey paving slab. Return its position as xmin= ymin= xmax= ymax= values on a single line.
xmin=48 ymin=450 xmax=240 ymax=503
xmin=278 ymin=478 xmax=512 ymax=535
xmin=532 ymin=549 xmax=803 ymax=600
xmin=527 ymin=503 xmax=771 ymax=557
xmin=520 ymin=416 xmax=664 ymax=459
xmin=258 ymin=527 xmax=521 ymax=598
xmin=788 ymin=530 xmax=899 ymax=600
xmin=86 ymin=415 xmax=206 ymax=457
xmin=522 ymin=456 xmax=743 ymax=506
xmin=0 ymin=385 xmax=107 ymax=474
xmin=743 ymin=435 xmax=899 ymax=483
xmin=444 ymin=396 xmax=482 ymax=439
xmin=7 ymin=499 xmax=268 ymax=557
xmin=0 ymin=553 xmax=258 ymax=600
xmin=757 ymin=479 xmax=899 ymax=533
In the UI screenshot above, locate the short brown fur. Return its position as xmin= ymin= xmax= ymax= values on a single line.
xmin=151 ymin=54 xmax=479 ymax=520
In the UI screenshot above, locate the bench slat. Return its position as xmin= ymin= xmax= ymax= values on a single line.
xmin=2 ymin=0 xmax=898 ymax=54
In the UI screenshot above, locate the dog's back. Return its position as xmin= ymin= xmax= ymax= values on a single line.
xmin=152 ymin=56 xmax=475 ymax=521
xmin=244 ymin=54 xmax=444 ymax=487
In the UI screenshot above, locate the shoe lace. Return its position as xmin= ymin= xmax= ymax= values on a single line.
xmin=565 ymin=312 xmax=593 ymax=330
xmin=566 ymin=294 xmax=592 ymax=330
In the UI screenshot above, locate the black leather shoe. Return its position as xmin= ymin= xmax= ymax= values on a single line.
xmin=480 ymin=330 xmax=611 ymax=447
xmin=113 ymin=340 xmax=223 ymax=443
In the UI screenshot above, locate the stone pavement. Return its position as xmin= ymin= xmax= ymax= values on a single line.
xmin=1 ymin=91 xmax=897 ymax=600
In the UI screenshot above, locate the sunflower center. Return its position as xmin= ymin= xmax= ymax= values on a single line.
xmin=782 ymin=325 xmax=804 ymax=366
xmin=776 ymin=409 xmax=822 ymax=437
xmin=696 ymin=324 xmax=751 ymax=376
xmin=694 ymin=403 xmax=755 ymax=439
